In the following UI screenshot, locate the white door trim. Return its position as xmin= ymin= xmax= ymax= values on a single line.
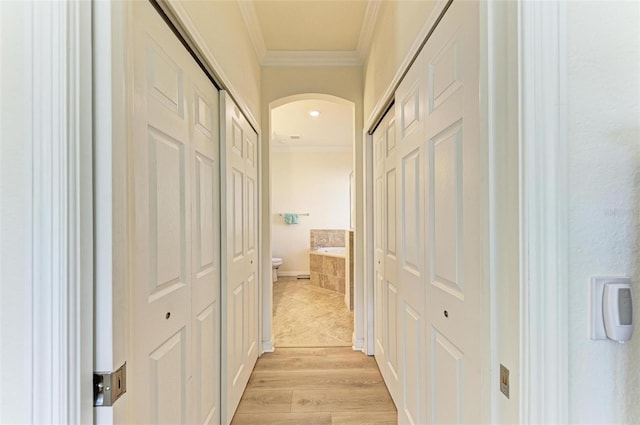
xmin=518 ymin=1 xmax=569 ymax=423
xmin=31 ymin=0 xmax=93 ymax=422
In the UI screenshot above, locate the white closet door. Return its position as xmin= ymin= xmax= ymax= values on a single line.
xmin=220 ymin=91 xmax=260 ymax=425
xmin=395 ymin=52 xmax=428 ymax=425
xmin=130 ymin=2 xmax=220 ymax=423
xmin=189 ymin=62 xmax=221 ymax=425
xmin=373 ymin=106 xmax=400 ymax=406
xmin=423 ymin=2 xmax=482 ymax=423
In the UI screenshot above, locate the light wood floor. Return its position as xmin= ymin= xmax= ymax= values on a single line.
xmin=231 ymin=347 xmax=398 ymax=425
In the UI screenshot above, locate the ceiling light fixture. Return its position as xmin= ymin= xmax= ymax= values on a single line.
xmin=309 ymin=110 xmax=321 ymax=117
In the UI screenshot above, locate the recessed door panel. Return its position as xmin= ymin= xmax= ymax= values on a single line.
xmin=149 ymin=329 xmax=187 ymax=425
xmin=232 ymin=169 xmax=244 ymax=260
xmin=376 ymin=176 xmax=384 ymax=251
xmin=245 ymin=273 xmax=257 ymax=358
xmin=232 ymin=283 xmax=244 ymax=385
xmin=400 ymin=85 xmax=420 ymax=138
xmin=402 ymin=305 xmax=421 ymax=425
xmin=387 ymin=282 xmax=398 ymax=379
xmin=196 ymin=304 xmax=218 ymax=424
xmin=386 ymin=169 xmax=397 ymax=257
xmin=149 ymin=129 xmax=186 ymax=295
xmin=401 ymin=149 xmax=422 ymax=276
xmin=246 ymin=176 xmax=256 ymax=254
xmin=431 ymin=122 xmax=463 ymax=298
xmin=431 ymin=329 xmax=464 ymax=425
xmin=194 ymin=91 xmax=213 ymax=138
xmin=147 ymin=41 xmax=184 ymax=117
xmin=429 ymin=34 xmax=462 ymax=113
xmin=195 ymin=154 xmax=215 ymax=276
xmin=375 ymin=271 xmax=386 ymax=355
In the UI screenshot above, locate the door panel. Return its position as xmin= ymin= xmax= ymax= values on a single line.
xmin=371 ymin=3 xmax=482 ymax=424
xmin=131 ymin=3 xmax=220 ymax=424
xmin=221 ymin=92 xmax=260 ymax=424
xmin=395 ymin=56 xmax=427 ymax=425
xmin=424 ymin=2 xmax=482 ymax=423
xmin=189 ymin=53 xmax=220 ymax=425
xmin=149 ymin=329 xmax=187 ymax=425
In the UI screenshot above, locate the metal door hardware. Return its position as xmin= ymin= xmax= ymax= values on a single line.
xmin=94 ymin=363 xmax=126 ymax=406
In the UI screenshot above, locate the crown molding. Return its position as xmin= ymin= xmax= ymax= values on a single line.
xmin=262 ymin=50 xmax=362 ymax=67
xmin=356 ymin=0 xmax=382 ymax=59
xmin=237 ymin=0 xmax=267 ymax=61
xmin=237 ymin=0 xmax=380 ymax=67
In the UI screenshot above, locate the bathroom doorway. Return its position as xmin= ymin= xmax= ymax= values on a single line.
xmin=269 ymin=94 xmax=355 ymax=347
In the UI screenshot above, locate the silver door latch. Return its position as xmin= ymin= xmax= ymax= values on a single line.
xmin=94 ymin=363 xmax=126 ymax=406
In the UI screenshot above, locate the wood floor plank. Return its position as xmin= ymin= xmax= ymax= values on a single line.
xmin=231 ymin=412 xmax=332 ymax=425
xmin=290 ymin=389 xmax=395 ymax=413
xmin=331 ymin=411 xmax=397 ymax=425
xmin=235 ymin=389 xmax=293 ymax=414
xmin=255 ymin=349 xmax=377 ymax=372
xmin=247 ymin=369 xmax=384 ymax=390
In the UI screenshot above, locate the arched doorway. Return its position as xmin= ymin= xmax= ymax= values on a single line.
xmin=265 ymin=93 xmax=357 ymax=349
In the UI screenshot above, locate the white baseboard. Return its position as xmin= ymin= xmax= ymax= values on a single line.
xmin=277 ymin=271 xmax=310 ymax=277
xmin=261 ymin=340 xmax=274 ymax=353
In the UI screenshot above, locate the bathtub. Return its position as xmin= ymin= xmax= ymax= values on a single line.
xmin=314 ymin=246 xmax=346 ymax=257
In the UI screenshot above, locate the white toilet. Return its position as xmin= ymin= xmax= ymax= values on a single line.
xmin=272 ymin=257 xmax=283 ymax=282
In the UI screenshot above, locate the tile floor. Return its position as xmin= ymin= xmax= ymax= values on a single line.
xmin=273 ymin=276 xmax=353 ymax=347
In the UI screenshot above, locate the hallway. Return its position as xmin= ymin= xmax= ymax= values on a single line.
xmin=231 ymin=348 xmax=397 ymax=425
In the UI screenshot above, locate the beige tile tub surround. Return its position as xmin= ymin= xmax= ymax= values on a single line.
xmin=310 ymin=229 xmax=346 ymax=249
xmin=310 ymin=254 xmax=346 ymax=294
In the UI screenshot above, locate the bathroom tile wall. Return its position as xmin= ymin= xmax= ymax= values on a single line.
xmin=309 ymin=253 xmax=346 ymax=295
xmin=310 ymin=229 xmax=346 ymax=249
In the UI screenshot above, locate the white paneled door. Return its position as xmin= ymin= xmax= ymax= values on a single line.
xmin=130 ymin=2 xmax=220 ymax=424
xmin=373 ymin=1 xmax=483 ymax=424
xmin=373 ymin=106 xmax=400 ymax=406
xmin=423 ymin=2 xmax=482 ymax=423
xmin=220 ymin=92 xmax=260 ymax=425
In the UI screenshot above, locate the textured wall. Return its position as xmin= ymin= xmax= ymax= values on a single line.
xmin=567 ymin=2 xmax=640 ymax=422
xmin=176 ymin=0 xmax=262 ymax=124
xmin=363 ymin=0 xmax=437 ymax=123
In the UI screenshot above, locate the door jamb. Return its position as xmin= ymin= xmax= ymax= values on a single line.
xmin=26 ymin=0 xmax=94 ymax=422
xmin=518 ymin=1 xmax=569 ymax=423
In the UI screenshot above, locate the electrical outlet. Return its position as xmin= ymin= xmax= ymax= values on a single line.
xmin=500 ymin=364 xmax=510 ymax=399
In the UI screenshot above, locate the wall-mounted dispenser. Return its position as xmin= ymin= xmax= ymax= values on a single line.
xmin=591 ymin=276 xmax=634 ymax=343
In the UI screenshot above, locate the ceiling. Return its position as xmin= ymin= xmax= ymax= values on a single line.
xmin=238 ymin=0 xmax=381 ymax=66
xmin=271 ymin=98 xmax=354 ymax=152
xmin=240 ymin=1 xmax=365 ymax=150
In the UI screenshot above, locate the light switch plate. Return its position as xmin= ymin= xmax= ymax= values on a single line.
xmin=590 ymin=276 xmax=631 ymax=340
xmin=500 ymin=364 xmax=509 ymax=399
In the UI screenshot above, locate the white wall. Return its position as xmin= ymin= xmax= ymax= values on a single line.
xmin=0 ymin=2 xmax=34 ymax=422
xmin=173 ymin=0 xmax=261 ymax=125
xmin=363 ymin=0 xmax=437 ymax=122
xmin=271 ymin=151 xmax=352 ymax=274
xmin=566 ymin=2 xmax=640 ymax=423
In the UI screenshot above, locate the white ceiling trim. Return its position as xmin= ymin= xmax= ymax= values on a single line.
xmin=237 ymin=0 xmax=379 ymax=67
xmin=237 ymin=1 xmax=267 ymax=60
xmin=271 ymin=145 xmax=353 ymax=153
xmin=356 ymin=0 xmax=382 ymax=59
xmin=262 ymin=50 xmax=362 ymax=67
